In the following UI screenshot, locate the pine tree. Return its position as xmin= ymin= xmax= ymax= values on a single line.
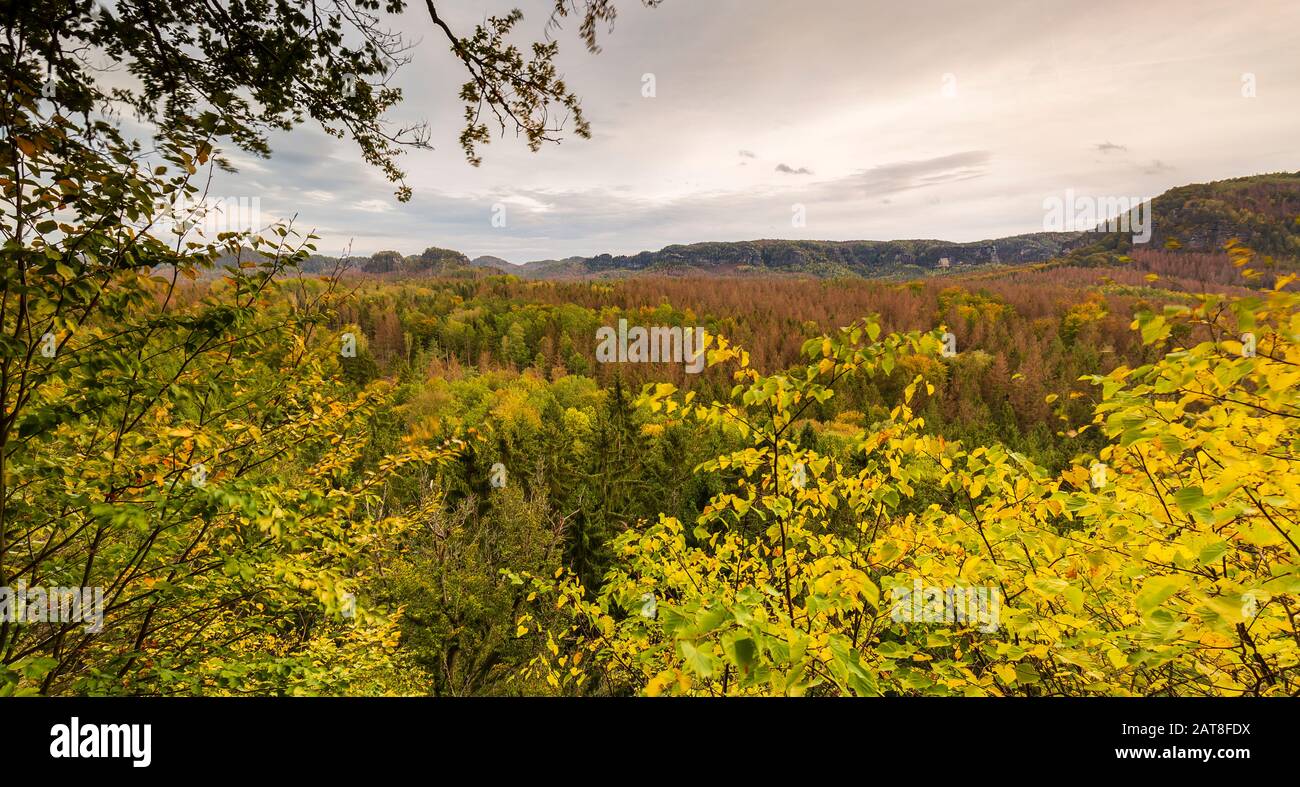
xmin=569 ymin=379 xmax=649 ymax=591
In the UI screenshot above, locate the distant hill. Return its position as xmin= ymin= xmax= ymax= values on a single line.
xmin=512 ymin=256 xmax=594 ymax=278
xmin=470 ymin=255 xmax=515 ymax=272
xmin=350 ymin=247 xmax=487 ymax=278
xmin=511 ymin=171 xmax=1300 ymax=279
xmin=515 ymin=234 xmax=1080 ymax=280
xmin=262 ymin=171 xmax=1300 ymax=282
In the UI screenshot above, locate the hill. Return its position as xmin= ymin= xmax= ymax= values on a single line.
xmin=276 ymin=171 xmax=1300 ymax=282
xmin=470 ymin=255 xmax=515 ymax=272
xmin=516 ymin=234 xmax=1081 ymax=279
xmin=1132 ymin=171 xmax=1300 ymax=258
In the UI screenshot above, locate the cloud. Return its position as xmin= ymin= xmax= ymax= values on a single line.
xmin=430 ymin=151 xmax=998 ymax=260
xmin=818 ymin=151 xmax=991 ymax=200
xmin=1095 ymin=141 xmax=1127 ymax=153
xmin=738 ymin=149 xmax=757 ymax=158
xmin=206 ymin=141 xmax=1002 ymax=261
xmin=1143 ymin=159 xmax=1175 ymax=174
xmin=775 ymin=163 xmax=813 ymax=175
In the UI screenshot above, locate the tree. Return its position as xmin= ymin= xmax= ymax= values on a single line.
xmin=6 ymin=0 xmax=653 ymax=199
xmin=518 ymin=286 xmax=1300 ymax=696
xmin=567 ymin=379 xmax=648 ymax=591
xmin=389 ymin=481 xmax=565 ymax=696
xmin=0 ymin=117 xmax=457 ymax=690
xmin=2 ymin=0 xmax=658 ymax=694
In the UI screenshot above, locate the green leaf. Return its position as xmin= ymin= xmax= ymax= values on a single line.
xmin=1138 ymin=313 xmax=1169 ymax=345
xmin=1014 ymin=661 xmax=1040 ymax=684
xmin=724 ymin=635 xmax=757 ymax=674
xmin=679 ymin=641 xmax=714 ymax=678
xmin=1136 ymin=575 xmax=1189 ymax=615
xmin=1172 ymin=486 xmax=1207 ymax=512
xmin=1197 ymin=540 xmax=1229 ymax=565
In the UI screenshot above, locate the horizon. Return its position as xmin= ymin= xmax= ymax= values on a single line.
xmin=309 ymin=169 xmax=1292 ymax=264
xmin=195 ymin=0 xmax=1300 ymax=261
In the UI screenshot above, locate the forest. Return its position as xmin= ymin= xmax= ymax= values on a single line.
xmin=3 ymin=0 xmax=1299 ymax=699
xmin=6 ymin=218 xmax=1299 ymax=695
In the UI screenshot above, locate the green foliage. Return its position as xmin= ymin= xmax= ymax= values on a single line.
xmin=386 ymin=481 xmax=565 ymax=696
xmin=517 ymin=280 xmax=1300 ymax=696
xmin=1 ymin=24 xmax=459 ymax=695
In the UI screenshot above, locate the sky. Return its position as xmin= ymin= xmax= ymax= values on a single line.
xmin=207 ymin=0 xmax=1300 ymax=263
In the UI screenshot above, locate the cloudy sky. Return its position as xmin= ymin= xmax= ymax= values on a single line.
xmin=209 ymin=0 xmax=1300 ymax=263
